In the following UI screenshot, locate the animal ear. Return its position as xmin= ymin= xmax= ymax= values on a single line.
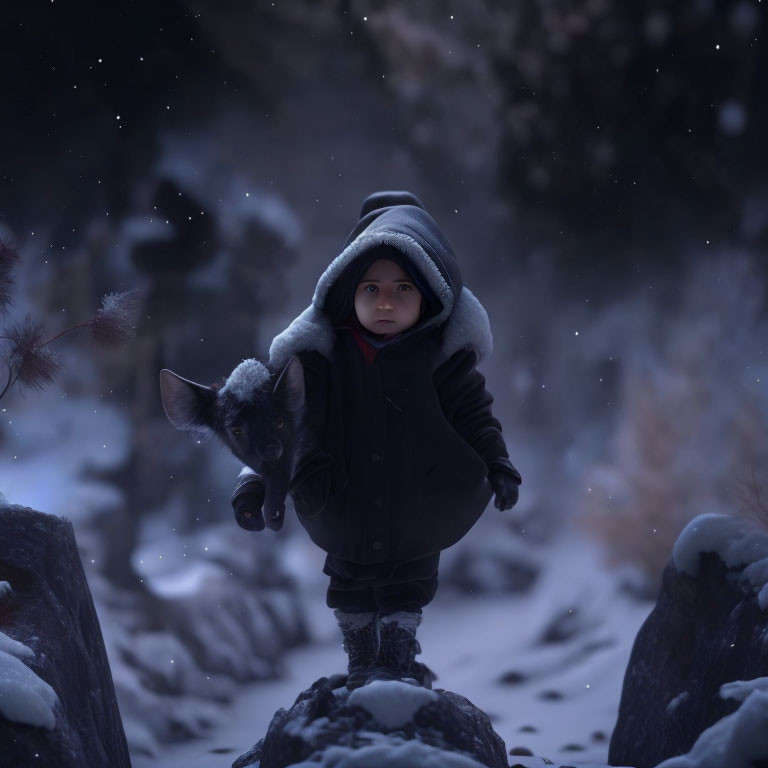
xmin=159 ymin=369 xmax=217 ymax=431
xmin=273 ymin=355 xmax=305 ymax=413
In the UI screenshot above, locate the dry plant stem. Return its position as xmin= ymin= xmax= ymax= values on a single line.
xmin=0 ymin=365 xmax=14 ymax=400
xmin=0 ymin=320 xmax=87 ymax=401
xmin=39 ymin=319 xmax=92 ymax=347
xmin=733 ymin=465 xmax=768 ymax=527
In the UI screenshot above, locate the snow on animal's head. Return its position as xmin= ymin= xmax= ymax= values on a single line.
xmin=220 ymin=359 xmax=271 ymax=403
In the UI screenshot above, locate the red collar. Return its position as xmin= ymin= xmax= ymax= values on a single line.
xmin=351 ymin=323 xmax=378 ymax=365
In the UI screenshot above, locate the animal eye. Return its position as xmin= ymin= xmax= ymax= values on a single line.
xmin=275 ymin=417 xmax=285 ymax=429
xmin=231 ymin=426 xmax=245 ymax=439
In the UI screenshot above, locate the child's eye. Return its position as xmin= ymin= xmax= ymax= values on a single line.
xmin=397 ymin=284 xmax=412 ymax=291
xmin=364 ymin=285 xmax=378 ymax=294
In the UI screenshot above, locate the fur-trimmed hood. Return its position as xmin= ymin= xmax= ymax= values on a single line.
xmin=269 ymin=191 xmax=492 ymax=370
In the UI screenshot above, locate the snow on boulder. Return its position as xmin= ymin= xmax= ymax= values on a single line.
xmin=674 ymin=513 xmax=768 ymax=611
xmin=233 ymin=675 xmax=509 ymax=768
xmin=347 ymin=680 xmax=439 ymax=729
xmin=0 ymin=628 xmax=59 ymax=729
xmin=655 ymin=683 xmax=768 ymax=768
xmin=609 ymin=513 xmax=768 ymax=768
xmin=285 ymin=736 xmax=495 ymax=767
xmin=672 ymin=513 xmax=768 ymax=583
xmin=0 ymin=502 xmax=131 ymax=768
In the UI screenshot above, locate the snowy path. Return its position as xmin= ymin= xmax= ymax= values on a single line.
xmin=130 ymin=569 xmax=650 ymax=768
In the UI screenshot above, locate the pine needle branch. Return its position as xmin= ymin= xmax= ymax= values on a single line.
xmin=0 ymin=290 xmax=141 ymax=401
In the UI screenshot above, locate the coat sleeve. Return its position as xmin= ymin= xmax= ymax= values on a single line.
xmin=290 ymin=350 xmax=334 ymax=517
xmin=296 ymin=350 xmax=330 ymax=442
xmin=433 ymin=348 xmax=521 ymax=482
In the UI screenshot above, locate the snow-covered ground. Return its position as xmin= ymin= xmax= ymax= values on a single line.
xmin=129 ymin=530 xmax=652 ymax=768
xmin=5 ymin=504 xmax=768 ymax=766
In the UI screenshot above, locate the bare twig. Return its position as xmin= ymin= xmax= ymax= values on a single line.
xmin=0 ymin=259 xmax=140 ymax=400
xmin=732 ymin=464 xmax=768 ymax=528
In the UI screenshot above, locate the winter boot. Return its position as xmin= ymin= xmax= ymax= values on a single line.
xmin=408 ymin=659 xmax=437 ymax=690
xmin=366 ymin=610 xmax=430 ymax=687
xmin=334 ymin=610 xmax=379 ymax=691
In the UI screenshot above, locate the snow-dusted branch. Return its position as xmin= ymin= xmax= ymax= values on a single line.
xmin=0 ymin=241 xmax=140 ymax=401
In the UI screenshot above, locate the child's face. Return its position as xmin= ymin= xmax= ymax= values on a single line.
xmin=354 ymin=258 xmax=422 ymax=338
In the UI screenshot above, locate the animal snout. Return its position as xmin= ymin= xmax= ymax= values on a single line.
xmin=262 ymin=443 xmax=283 ymax=461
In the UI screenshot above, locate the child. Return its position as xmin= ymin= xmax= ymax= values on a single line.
xmin=232 ymin=190 xmax=521 ymax=690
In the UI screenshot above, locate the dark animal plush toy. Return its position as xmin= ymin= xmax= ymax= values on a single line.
xmin=159 ymin=356 xmax=331 ymax=531
xmin=161 ymin=190 xmax=522 ymax=692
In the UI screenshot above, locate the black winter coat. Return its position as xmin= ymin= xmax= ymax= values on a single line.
xmin=292 ymin=323 xmax=516 ymax=564
xmin=268 ymin=190 xmax=520 ymax=565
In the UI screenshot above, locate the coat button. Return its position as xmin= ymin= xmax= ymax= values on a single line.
xmin=372 ymin=540 xmax=382 ymax=551
xmin=371 ymin=452 xmax=380 ymax=462
xmin=372 ymin=497 xmax=383 ymax=509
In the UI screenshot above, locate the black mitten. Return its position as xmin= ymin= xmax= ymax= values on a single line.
xmin=231 ymin=474 xmax=266 ymax=531
xmin=489 ymin=468 xmax=521 ymax=511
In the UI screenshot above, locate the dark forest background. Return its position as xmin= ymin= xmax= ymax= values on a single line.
xmin=0 ymin=0 xmax=767 ymax=753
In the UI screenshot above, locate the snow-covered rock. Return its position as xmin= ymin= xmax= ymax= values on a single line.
xmin=440 ymin=526 xmax=540 ymax=595
xmin=609 ymin=513 xmax=768 ymax=768
xmin=0 ymin=502 xmax=131 ymax=767
xmin=0 ymin=625 xmax=59 ymax=729
xmin=655 ymin=682 xmax=768 ymax=768
xmin=234 ymin=675 xmax=509 ymax=768
xmin=91 ymin=535 xmax=308 ymax=756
